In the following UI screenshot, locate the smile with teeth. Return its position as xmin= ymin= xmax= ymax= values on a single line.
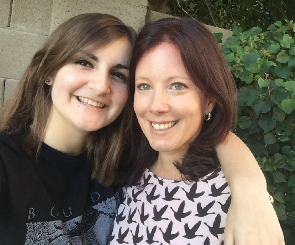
xmin=151 ymin=121 xmax=178 ymax=130
xmin=77 ymin=96 xmax=105 ymax=108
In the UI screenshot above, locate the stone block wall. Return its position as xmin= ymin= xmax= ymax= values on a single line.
xmin=0 ymin=0 xmax=231 ymax=106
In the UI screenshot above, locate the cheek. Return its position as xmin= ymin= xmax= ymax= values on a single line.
xmin=133 ymin=92 xmax=146 ymax=115
xmin=114 ymin=86 xmax=129 ymax=110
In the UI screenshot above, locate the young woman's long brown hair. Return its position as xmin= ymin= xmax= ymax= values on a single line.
xmin=0 ymin=13 xmax=136 ymax=186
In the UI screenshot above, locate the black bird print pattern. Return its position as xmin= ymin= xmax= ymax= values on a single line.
xmin=183 ymin=221 xmax=203 ymax=239
xmin=146 ymin=226 xmax=158 ymax=244
xmin=159 ymin=221 xmax=180 ymax=244
xmin=163 ymin=186 xmax=180 ymax=201
xmin=111 ymin=168 xmax=231 ymax=244
xmin=204 ymin=214 xmax=225 ymax=239
xmin=195 ymin=200 xmax=216 ymax=217
xmin=170 ymin=200 xmax=192 ymax=222
xmin=153 ymin=205 xmax=169 ymax=221
xmin=131 ymin=224 xmax=144 ymax=244
xmin=139 ymin=202 xmax=149 ymax=224
xmin=116 ymin=227 xmax=129 ymax=244
xmin=116 ymin=207 xmax=126 ymax=224
xmin=146 ymin=185 xmax=161 ymax=204
xmin=182 ymin=183 xmax=205 ymax=202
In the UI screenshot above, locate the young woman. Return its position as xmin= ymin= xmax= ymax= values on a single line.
xmin=111 ymin=18 xmax=284 ymax=245
xmin=0 ymin=13 xmax=282 ymax=245
xmin=0 ymin=13 xmax=136 ymax=244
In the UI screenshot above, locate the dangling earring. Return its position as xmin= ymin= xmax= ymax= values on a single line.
xmin=45 ymin=79 xmax=50 ymax=85
xmin=204 ymin=112 xmax=211 ymax=121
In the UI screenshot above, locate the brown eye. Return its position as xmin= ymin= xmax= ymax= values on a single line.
xmin=111 ymin=71 xmax=127 ymax=83
xmin=75 ymin=60 xmax=93 ymax=68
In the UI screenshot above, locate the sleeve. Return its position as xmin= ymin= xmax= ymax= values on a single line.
xmin=0 ymin=156 xmax=9 ymax=219
xmin=0 ymin=156 xmax=21 ymax=245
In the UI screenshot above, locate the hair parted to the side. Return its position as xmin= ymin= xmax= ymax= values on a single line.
xmin=120 ymin=17 xmax=237 ymax=186
xmin=0 ymin=13 xmax=136 ymax=186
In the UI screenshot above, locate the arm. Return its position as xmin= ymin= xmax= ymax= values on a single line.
xmin=216 ymin=132 xmax=284 ymax=245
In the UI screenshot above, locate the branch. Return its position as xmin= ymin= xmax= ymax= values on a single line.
xmin=203 ymin=0 xmax=218 ymax=26
xmin=176 ymin=0 xmax=197 ymax=20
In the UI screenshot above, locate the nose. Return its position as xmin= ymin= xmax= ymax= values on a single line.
xmin=149 ymin=90 xmax=170 ymax=114
xmin=88 ymin=70 xmax=111 ymax=95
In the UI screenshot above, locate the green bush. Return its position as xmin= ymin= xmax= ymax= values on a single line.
xmin=220 ymin=21 xmax=295 ymax=244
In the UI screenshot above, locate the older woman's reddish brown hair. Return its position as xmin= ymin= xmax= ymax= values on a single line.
xmin=119 ymin=18 xmax=237 ymax=185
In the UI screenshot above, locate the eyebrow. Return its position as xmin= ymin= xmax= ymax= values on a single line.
xmin=80 ymin=50 xmax=129 ymax=70
xmin=113 ymin=64 xmax=129 ymax=70
xmin=81 ymin=50 xmax=98 ymax=62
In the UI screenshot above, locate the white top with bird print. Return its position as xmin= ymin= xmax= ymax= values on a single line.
xmin=110 ymin=167 xmax=231 ymax=245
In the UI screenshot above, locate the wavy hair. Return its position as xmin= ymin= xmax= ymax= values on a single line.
xmin=0 ymin=13 xmax=136 ymax=186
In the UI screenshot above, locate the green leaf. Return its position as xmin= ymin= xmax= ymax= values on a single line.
xmin=266 ymin=143 xmax=280 ymax=155
xmin=273 ymin=192 xmax=284 ymax=203
xmin=232 ymin=26 xmax=242 ymax=36
xmin=245 ymin=63 xmax=261 ymax=73
xmin=243 ymin=53 xmax=260 ymax=65
xmin=282 ymin=80 xmax=295 ymax=93
xmin=277 ymin=135 xmax=289 ymax=142
xmin=265 ymin=61 xmax=276 ymax=67
xmin=250 ymin=142 xmax=268 ymax=157
xmin=270 ymin=87 xmax=289 ymax=104
xmin=254 ymin=100 xmax=271 ymax=115
xmin=276 ymin=121 xmax=293 ymax=136
xmin=288 ymin=175 xmax=295 ymax=187
xmin=280 ymin=25 xmax=287 ymax=33
xmin=281 ymin=145 xmax=291 ymax=154
xmin=267 ymin=24 xmax=277 ymax=31
xmin=274 ymin=32 xmax=284 ymax=42
xmin=238 ymin=116 xmax=252 ymax=129
xmin=213 ymin=32 xmax=223 ymax=43
xmin=274 ymin=204 xmax=287 ymax=220
xmin=274 ymin=153 xmax=283 ymax=163
xmin=280 ymin=34 xmax=294 ymax=48
xmin=241 ymin=27 xmax=262 ymax=40
xmin=273 ymin=171 xmax=286 ymax=183
xmin=258 ymin=115 xmax=276 ymax=133
xmin=290 ymin=47 xmax=295 ymax=55
xmin=288 ymin=56 xmax=295 ymax=67
xmin=258 ymin=78 xmax=270 ymax=88
xmin=225 ymin=53 xmax=235 ymax=63
xmin=264 ymin=132 xmax=276 ymax=144
xmin=224 ymin=35 xmax=240 ymax=47
xmin=274 ymin=79 xmax=284 ymax=87
xmin=241 ymin=75 xmax=254 ymax=84
xmin=276 ymin=50 xmax=289 ymax=63
xmin=268 ymin=43 xmax=281 ymax=54
xmin=272 ymin=107 xmax=285 ymax=121
xmin=274 ymin=65 xmax=291 ymax=79
xmin=280 ymin=98 xmax=295 ymax=114
xmin=238 ymin=87 xmax=259 ymax=107
xmin=274 ymin=21 xmax=282 ymax=27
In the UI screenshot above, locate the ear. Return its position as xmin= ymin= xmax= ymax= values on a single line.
xmin=45 ymin=75 xmax=54 ymax=86
xmin=205 ymin=96 xmax=216 ymax=114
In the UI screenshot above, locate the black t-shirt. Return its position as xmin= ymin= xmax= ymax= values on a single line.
xmin=0 ymin=131 xmax=120 ymax=245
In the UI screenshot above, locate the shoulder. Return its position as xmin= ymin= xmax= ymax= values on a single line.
xmin=0 ymin=130 xmax=32 ymax=187
xmin=0 ymin=129 xmax=29 ymax=158
xmin=0 ymin=130 xmax=23 ymax=151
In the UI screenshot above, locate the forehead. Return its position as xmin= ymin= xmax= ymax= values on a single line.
xmin=135 ymin=42 xmax=188 ymax=77
xmin=85 ymin=37 xmax=132 ymax=64
xmin=87 ymin=34 xmax=132 ymax=51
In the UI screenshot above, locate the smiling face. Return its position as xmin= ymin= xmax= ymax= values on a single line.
xmin=46 ymin=37 xmax=131 ymax=141
xmin=134 ymin=42 xmax=215 ymax=158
